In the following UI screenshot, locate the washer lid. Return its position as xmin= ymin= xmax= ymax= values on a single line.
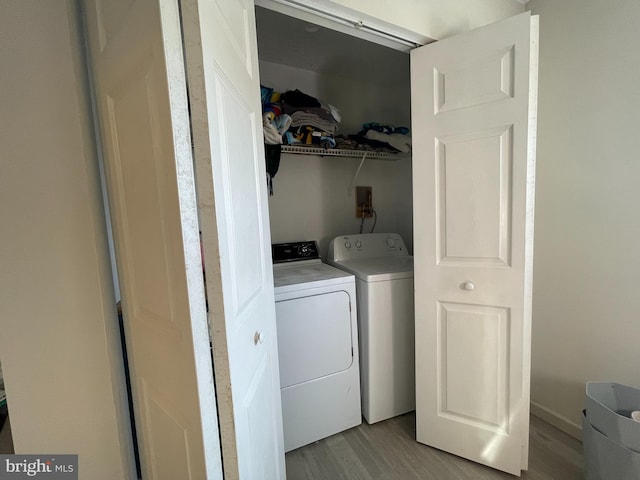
xmin=330 ymin=255 xmax=414 ymax=282
xmin=273 ymin=261 xmax=354 ymax=293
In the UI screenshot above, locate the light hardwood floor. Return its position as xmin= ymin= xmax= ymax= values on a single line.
xmin=285 ymin=413 xmax=584 ymax=479
xmin=0 ymin=411 xmax=583 ymax=478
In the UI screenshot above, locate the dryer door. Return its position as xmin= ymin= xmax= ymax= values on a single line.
xmin=276 ymin=291 xmax=353 ymax=387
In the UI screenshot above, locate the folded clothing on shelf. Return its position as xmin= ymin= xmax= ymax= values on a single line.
xmin=263 ymin=111 xmax=292 ymax=145
xmin=360 ymin=122 xmax=409 ymax=135
xmin=352 ymin=122 xmax=411 ymax=153
xmin=365 ymin=129 xmax=411 ymax=153
xmin=281 ymin=89 xmax=321 ymax=108
xmin=286 ymin=126 xmax=336 ymax=149
xmin=261 ymin=85 xmax=340 ymax=146
xmin=290 ymin=111 xmax=338 ymax=134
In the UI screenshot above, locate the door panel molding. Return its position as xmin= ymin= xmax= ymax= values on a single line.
xmin=435 ymin=125 xmax=513 ymax=267
xmin=437 ymin=302 xmax=510 ymax=433
xmin=434 ymin=45 xmax=515 ymax=114
xmin=412 ymin=11 xmax=538 ymax=475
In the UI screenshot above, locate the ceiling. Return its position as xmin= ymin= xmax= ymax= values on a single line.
xmin=255 ymin=6 xmax=411 ymax=85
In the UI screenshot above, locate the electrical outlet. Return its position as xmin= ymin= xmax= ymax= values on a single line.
xmin=356 ymin=186 xmax=373 ymax=218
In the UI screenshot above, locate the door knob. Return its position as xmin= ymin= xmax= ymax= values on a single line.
xmin=462 ymin=281 xmax=475 ymax=291
xmin=254 ymin=331 xmax=264 ymax=345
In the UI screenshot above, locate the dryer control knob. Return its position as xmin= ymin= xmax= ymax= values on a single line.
xmin=386 ymin=238 xmax=395 ymax=247
xmin=462 ymin=282 xmax=475 ymax=291
xmin=355 ymin=240 xmax=362 ymax=248
xmin=345 ymin=241 xmax=352 ymax=249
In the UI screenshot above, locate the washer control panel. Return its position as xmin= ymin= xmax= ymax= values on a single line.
xmin=329 ymin=233 xmax=409 ymax=261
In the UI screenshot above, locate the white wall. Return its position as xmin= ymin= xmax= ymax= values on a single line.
xmin=0 ymin=1 xmax=135 ymax=477
xmin=330 ymin=0 xmax=524 ymax=40
xmin=527 ymin=0 xmax=640 ymax=436
xmin=269 ymin=154 xmax=413 ymax=255
xmin=259 ymin=60 xmax=413 ymax=256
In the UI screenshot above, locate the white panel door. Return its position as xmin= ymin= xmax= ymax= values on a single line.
xmin=181 ymin=0 xmax=286 ymax=478
xmin=411 ymin=12 xmax=538 ymax=476
xmin=83 ymin=0 xmax=222 ymax=479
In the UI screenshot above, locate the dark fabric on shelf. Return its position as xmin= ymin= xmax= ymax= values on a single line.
xmin=282 ymin=89 xmax=321 ymax=108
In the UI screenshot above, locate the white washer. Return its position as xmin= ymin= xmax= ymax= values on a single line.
xmin=272 ymin=241 xmax=361 ymax=452
xmin=327 ymin=233 xmax=415 ymax=424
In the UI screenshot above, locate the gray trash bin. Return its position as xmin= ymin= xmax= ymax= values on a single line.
xmin=583 ymin=382 xmax=640 ymax=480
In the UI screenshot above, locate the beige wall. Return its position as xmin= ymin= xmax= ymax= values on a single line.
xmin=0 ymin=1 xmax=135 ymax=477
xmin=527 ymin=0 xmax=640 ymax=436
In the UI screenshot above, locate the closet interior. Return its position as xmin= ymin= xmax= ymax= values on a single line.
xmin=255 ymin=6 xmax=415 ymax=256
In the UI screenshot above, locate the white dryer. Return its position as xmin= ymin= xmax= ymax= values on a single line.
xmin=272 ymin=241 xmax=361 ymax=452
xmin=327 ymin=233 xmax=414 ymax=424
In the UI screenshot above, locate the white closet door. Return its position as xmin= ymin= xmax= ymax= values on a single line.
xmin=83 ymin=0 xmax=222 ymax=478
xmin=411 ymin=12 xmax=538 ymax=476
xmin=182 ymin=0 xmax=286 ymax=478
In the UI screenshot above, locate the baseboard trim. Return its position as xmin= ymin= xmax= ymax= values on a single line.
xmin=530 ymin=401 xmax=582 ymax=441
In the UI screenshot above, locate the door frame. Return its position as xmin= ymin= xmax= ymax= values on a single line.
xmin=94 ymin=0 xmax=536 ymax=474
xmin=81 ymin=0 xmax=222 ymax=476
xmin=254 ymin=0 xmax=432 ymax=51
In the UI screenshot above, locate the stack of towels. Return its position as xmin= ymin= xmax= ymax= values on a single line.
xmin=261 ymin=86 xmax=341 ymax=149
